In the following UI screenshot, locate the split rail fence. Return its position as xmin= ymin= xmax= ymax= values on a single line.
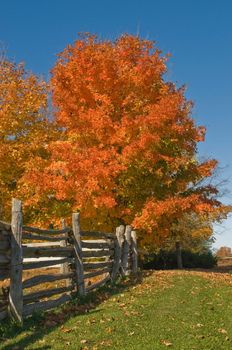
xmin=0 ymin=199 xmax=138 ymax=323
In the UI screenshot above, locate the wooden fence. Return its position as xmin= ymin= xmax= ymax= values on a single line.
xmin=0 ymin=220 xmax=11 ymax=321
xmin=0 ymin=199 xmax=138 ymax=323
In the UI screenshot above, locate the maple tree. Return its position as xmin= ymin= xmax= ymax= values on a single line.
xmin=21 ymin=34 xmax=230 ymax=245
xmin=0 ymin=56 xmax=54 ymax=221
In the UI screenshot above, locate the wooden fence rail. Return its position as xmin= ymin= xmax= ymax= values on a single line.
xmin=0 ymin=198 xmax=138 ymax=323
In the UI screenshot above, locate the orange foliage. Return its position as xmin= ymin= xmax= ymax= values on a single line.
xmin=20 ymin=34 xmax=230 ymax=244
xmin=0 ymin=58 xmax=52 ymax=220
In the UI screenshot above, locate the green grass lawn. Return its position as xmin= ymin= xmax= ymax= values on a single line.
xmin=1 ymin=270 xmax=232 ymax=350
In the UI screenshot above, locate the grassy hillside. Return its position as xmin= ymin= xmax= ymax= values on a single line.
xmin=1 ymin=270 xmax=232 ymax=349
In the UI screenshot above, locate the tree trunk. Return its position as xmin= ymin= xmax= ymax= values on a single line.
xmin=175 ymin=241 xmax=183 ymax=269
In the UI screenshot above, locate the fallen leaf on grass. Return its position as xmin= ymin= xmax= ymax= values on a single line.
xmin=196 ymin=323 xmax=204 ymax=328
xmin=218 ymin=328 xmax=227 ymax=334
xmin=100 ymin=340 xmax=113 ymax=347
xmin=130 ymin=310 xmax=140 ymax=316
xmin=161 ymin=340 xmax=172 ymax=347
xmin=61 ymin=328 xmax=72 ymax=333
xmin=106 ymin=327 xmax=113 ymax=334
xmin=119 ymin=303 xmax=126 ymax=307
xmin=86 ymin=318 xmax=96 ymax=325
xmin=124 ymin=311 xmax=130 ymax=317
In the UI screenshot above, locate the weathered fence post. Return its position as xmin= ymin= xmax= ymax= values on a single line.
xmin=72 ymin=212 xmax=85 ymax=296
xmin=121 ymin=225 xmax=132 ymax=276
xmin=60 ymin=219 xmax=72 ymax=288
xmin=131 ymin=230 xmax=138 ymax=275
xmin=60 ymin=219 xmax=66 ymax=275
xmin=111 ymin=225 xmax=125 ymax=281
xmin=8 ymin=198 xmax=23 ymax=323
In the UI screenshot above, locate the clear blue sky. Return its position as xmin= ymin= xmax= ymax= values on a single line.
xmin=1 ymin=0 xmax=232 ymax=248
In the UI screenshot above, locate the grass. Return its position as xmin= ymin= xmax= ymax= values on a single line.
xmin=1 ymin=270 xmax=232 ymax=349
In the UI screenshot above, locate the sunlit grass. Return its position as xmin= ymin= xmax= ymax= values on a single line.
xmin=1 ymin=270 xmax=232 ymax=349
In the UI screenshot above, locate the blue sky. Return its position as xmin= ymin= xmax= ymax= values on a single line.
xmin=1 ymin=0 xmax=232 ymax=248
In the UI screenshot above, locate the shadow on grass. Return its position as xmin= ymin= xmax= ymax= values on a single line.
xmin=0 ymin=273 xmax=144 ymax=350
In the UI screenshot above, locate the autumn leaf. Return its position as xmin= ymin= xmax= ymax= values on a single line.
xmin=161 ymin=339 xmax=173 ymax=347
xmin=218 ymin=328 xmax=227 ymax=334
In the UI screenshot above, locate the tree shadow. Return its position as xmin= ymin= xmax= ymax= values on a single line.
xmin=0 ymin=273 xmax=143 ymax=350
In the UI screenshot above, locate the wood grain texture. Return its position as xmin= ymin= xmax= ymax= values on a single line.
xmin=60 ymin=219 xmax=72 ymax=288
xmin=86 ymin=275 xmax=110 ymax=292
xmin=8 ymin=198 xmax=23 ymax=323
xmin=23 ymin=246 xmax=74 ymax=258
xmin=0 ymin=254 xmax=10 ymax=264
xmin=22 ymin=233 xmax=66 ymax=242
xmin=23 ymin=257 xmax=72 ymax=270
xmin=84 ymin=261 xmax=113 ymax=270
xmin=23 ymin=285 xmax=73 ymax=304
xmin=82 ymin=240 xmax=114 ymax=249
xmin=111 ymin=225 xmax=125 ymax=281
xmin=23 ymin=226 xmax=71 ymax=235
xmin=82 ymin=249 xmax=113 ymax=258
xmin=131 ymin=230 xmax=138 ymax=274
xmin=0 ymin=269 xmax=10 ymax=279
xmin=72 ymin=213 xmax=85 ymax=296
xmin=121 ymin=225 xmax=132 ymax=276
xmin=0 ymin=241 xmax=10 ymax=250
xmin=81 ymin=231 xmax=114 ymax=239
xmin=23 ymin=293 xmax=71 ymax=317
xmin=0 ymin=225 xmax=11 ymax=282
xmin=84 ymin=267 xmax=111 ymax=279
xmin=22 ymin=272 xmax=74 ymax=289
